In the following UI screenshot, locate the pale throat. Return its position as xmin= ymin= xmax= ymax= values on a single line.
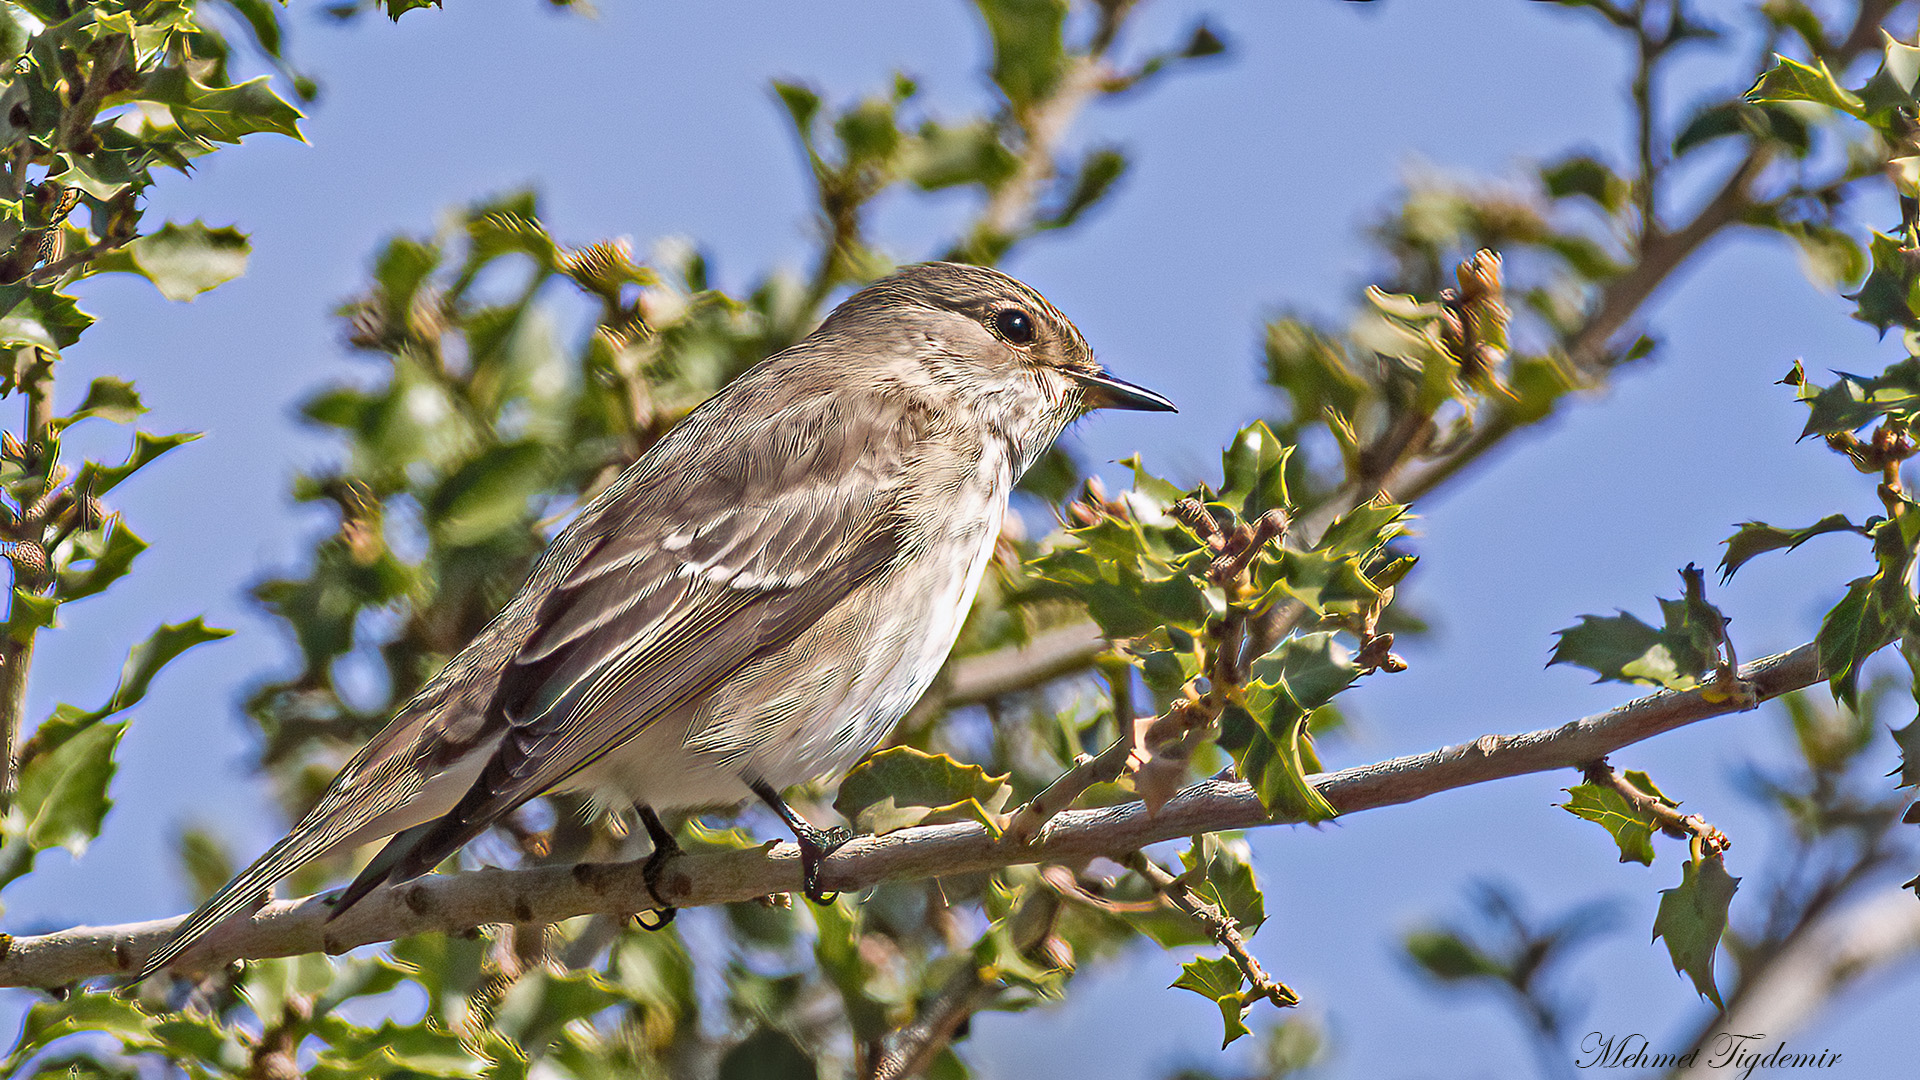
xmin=966 ymin=366 xmax=1076 ymax=481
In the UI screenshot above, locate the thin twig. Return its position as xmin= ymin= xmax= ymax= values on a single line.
xmin=1584 ymin=759 xmax=1729 ymax=855
xmin=1127 ymin=850 xmax=1297 ymax=1009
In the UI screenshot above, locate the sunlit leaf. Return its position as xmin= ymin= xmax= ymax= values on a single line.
xmin=833 ymin=746 xmax=1012 ymax=836
xmin=1560 ymin=782 xmax=1657 ymax=865
xmin=1171 ymin=954 xmax=1251 ymax=1048
xmin=1652 ymin=857 xmax=1739 ymax=1008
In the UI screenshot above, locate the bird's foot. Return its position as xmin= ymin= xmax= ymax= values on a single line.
xmin=794 ymin=822 xmax=852 ymax=906
xmin=749 ymin=779 xmax=854 ymax=905
xmin=636 ymin=806 xmax=680 ymax=931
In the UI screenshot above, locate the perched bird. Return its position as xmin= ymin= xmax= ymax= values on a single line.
xmin=139 ymin=261 xmax=1172 ymax=978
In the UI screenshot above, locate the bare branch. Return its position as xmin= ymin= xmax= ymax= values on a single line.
xmin=0 ymin=643 xmax=1819 ymax=989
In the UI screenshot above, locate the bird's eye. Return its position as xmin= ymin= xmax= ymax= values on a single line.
xmin=993 ymin=308 xmax=1037 ymax=346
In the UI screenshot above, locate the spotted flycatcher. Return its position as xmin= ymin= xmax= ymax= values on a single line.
xmin=141 ymin=261 xmax=1172 ymax=977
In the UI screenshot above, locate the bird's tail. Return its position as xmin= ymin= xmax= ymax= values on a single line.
xmin=325 ymin=820 xmax=438 ymax=919
xmin=135 ymin=822 xmax=346 ymax=981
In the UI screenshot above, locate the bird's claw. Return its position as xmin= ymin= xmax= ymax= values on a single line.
xmin=637 ymin=807 xmax=680 ymax=930
xmin=797 ymin=825 xmax=852 ymax=905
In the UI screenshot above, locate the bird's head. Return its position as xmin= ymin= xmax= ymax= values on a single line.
xmin=817 ymin=262 xmax=1176 ymax=425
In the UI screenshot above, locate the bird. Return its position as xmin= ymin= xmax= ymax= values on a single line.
xmin=138 ymin=260 xmax=1173 ymax=979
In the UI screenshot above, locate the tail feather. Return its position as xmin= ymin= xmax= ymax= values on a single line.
xmin=136 ymin=825 xmax=343 ymax=980
xmin=326 ymin=821 xmax=438 ymax=920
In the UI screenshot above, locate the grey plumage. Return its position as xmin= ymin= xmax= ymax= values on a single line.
xmin=139 ymin=261 xmax=1171 ymax=979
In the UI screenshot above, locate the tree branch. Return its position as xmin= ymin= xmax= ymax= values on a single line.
xmin=0 ymin=643 xmax=1819 ymax=989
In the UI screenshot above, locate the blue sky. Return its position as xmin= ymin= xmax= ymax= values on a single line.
xmin=3 ymin=1 xmax=1914 ymax=1076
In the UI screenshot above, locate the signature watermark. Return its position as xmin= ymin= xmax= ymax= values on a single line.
xmin=1577 ymin=1032 xmax=1842 ymax=1078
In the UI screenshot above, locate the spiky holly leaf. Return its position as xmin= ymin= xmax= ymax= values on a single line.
xmin=1652 ymin=857 xmax=1739 ymax=1008
xmin=1819 ymin=575 xmax=1903 ymax=710
xmin=76 ymin=430 xmax=201 ymax=496
xmin=1855 ymin=31 xmax=1920 ymax=118
xmin=1796 ymin=357 xmax=1920 ymax=434
xmin=1171 ymin=954 xmax=1251 ymax=1048
xmin=833 ymin=746 xmax=1013 ymax=836
xmin=1560 ymin=782 xmax=1657 ymax=865
xmin=1219 ymin=421 xmax=1292 ymax=520
xmin=1892 ymin=718 xmax=1920 ymax=788
xmin=1846 ymin=235 xmax=1920 ymax=332
xmin=1549 ymin=566 xmax=1727 ymax=690
xmin=93 ymin=222 xmax=251 ymax=302
xmin=1720 ymin=515 xmax=1864 ymax=581
xmin=138 ymin=69 xmax=304 ymax=144
xmin=1180 ymin=834 xmax=1266 ymax=933
xmin=52 ymin=376 xmax=147 ymax=431
xmin=1222 ymin=632 xmax=1354 ymax=821
xmin=1746 ymin=53 xmax=1862 ymax=114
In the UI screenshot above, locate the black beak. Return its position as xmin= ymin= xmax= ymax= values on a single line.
xmin=1070 ymin=369 xmax=1177 ymax=413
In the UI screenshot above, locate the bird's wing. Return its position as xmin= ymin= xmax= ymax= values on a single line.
xmin=332 ymin=386 xmax=926 ymax=906
xmin=140 ymin=369 xmax=921 ymax=978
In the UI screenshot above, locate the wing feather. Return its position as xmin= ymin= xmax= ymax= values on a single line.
xmin=365 ymin=389 xmax=926 ymax=891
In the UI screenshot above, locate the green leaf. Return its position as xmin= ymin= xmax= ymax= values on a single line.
xmin=175 ymin=825 xmax=234 ymax=906
xmin=1405 ymin=929 xmax=1504 ymax=981
xmin=77 ymin=431 xmax=201 ymax=495
xmin=1550 ymin=612 xmax=1672 ymax=685
xmin=53 ymin=376 xmax=146 ymax=430
xmin=1797 ymin=358 xmax=1920 ymax=438
xmin=1559 ymin=782 xmax=1657 ymax=865
xmin=975 ymin=0 xmax=1069 ymax=109
xmin=1171 ymin=955 xmax=1251 ymax=1048
xmin=0 ymin=284 xmax=93 ymax=351
xmin=811 ymin=897 xmax=889 ymax=1041
xmin=1719 ymin=515 xmax=1863 ymax=581
xmin=1819 ymin=575 xmax=1897 ymax=710
xmin=718 ymin=1027 xmax=818 ymax=1080
xmin=489 ymin=969 xmax=626 ymax=1054
xmin=1224 ymin=632 xmax=1354 ymax=821
xmin=1549 ymin=566 xmax=1728 ymax=690
xmin=5 ymin=588 xmax=58 ymax=644
xmin=424 ymin=442 xmax=552 ymax=546
xmin=54 ymin=522 xmax=148 ymax=603
xmin=97 ymin=617 xmax=232 ymax=719
xmin=1042 ymin=146 xmax=1127 ymax=231
xmin=1219 ymin=421 xmax=1292 ymax=520
xmin=832 ymin=746 xmax=1013 ymax=836
xmin=1856 ymin=31 xmax=1920 ymax=115
xmin=903 ymin=119 xmax=1019 ymax=192
xmin=466 ymin=200 xmax=558 ymax=270
xmin=1891 ymin=717 xmax=1920 ymax=788
xmin=1179 ymin=834 xmax=1266 ymax=933
xmin=308 ymin=1016 xmax=499 ymax=1079
xmin=1672 ymin=101 xmax=1810 ymax=158
xmin=1847 ymin=234 xmax=1920 ymax=333
xmin=114 ymin=222 xmax=251 ymax=301
xmin=1652 ymin=857 xmax=1739 ymax=1007
xmin=1 ymin=716 xmax=125 ymax=888
xmin=1 ymin=995 xmax=157 ymax=1074
xmin=1540 ymin=155 xmax=1628 ymax=212
xmin=1746 ymin=53 xmax=1862 ymax=115
xmin=0 ymin=619 xmax=226 ymax=889
xmin=139 ymin=68 xmax=305 ymax=144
